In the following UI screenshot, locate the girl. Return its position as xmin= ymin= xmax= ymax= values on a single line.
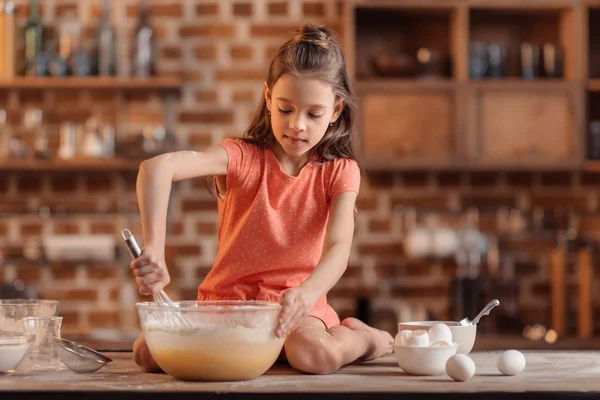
xmin=131 ymin=24 xmax=393 ymax=375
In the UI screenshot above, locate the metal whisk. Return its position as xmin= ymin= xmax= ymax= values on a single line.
xmin=121 ymin=229 xmax=192 ymax=329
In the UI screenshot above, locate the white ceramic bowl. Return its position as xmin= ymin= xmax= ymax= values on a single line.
xmin=397 ymin=321 xmax=477 ymax=354
xmin=394 ymin=342 xmax=459 ymax=375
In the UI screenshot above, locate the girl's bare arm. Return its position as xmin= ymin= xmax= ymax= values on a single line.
xmin=300 ymin=191 xmax=358 ymax=298
xmin=136 ymin=145 xmax=228 ymax=250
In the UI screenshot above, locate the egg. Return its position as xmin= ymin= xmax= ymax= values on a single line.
xmin=431 ymin=340 xmax=450 ymax=347
xmin=402 ymin=330 xmax=429 ymax=347
xmin=427 ymin=323 xmax=453 ymax=345
xmin=394 ymin=330 xmax=411 ymax=347
xmin=446 ymin=354 xmax=476 ymax=382
xmin=497 ymin=350 xmax=526 ymax=376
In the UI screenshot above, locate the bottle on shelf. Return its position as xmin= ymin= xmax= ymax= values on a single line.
xmin=0 ymin=1 xmax=6 ymax=78
xmin=53 ymin=12 xmax=80 ymax=77
xmin=23 ymin=0 xmax=43 ymax=76
xmin=0 ymin=108 xmax=8 ymax=159
xmin=24 ymin=108 xmax=49 ymax=160
xmin=132 ymin=0 xmax=155 ymax=78
xmin=0 ymin=1 xmax=16 ymax=79
xmin=96 ymin=0 xmax=116 ymax=77
xmin=82 ymin=116 xmax=105 ymax=157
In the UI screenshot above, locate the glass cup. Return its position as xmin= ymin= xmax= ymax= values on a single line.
xmin=20 ymin=316 xmax=63 ymax=372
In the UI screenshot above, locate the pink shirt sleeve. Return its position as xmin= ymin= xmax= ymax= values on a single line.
xmin=218 ymin=138 xmax=258 ymax=190
xmin=328 ymin=158 xmax=361 ymax=200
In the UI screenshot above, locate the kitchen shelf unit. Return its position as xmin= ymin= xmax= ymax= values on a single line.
xmin=0 ymin=76 xmax=180 ymax=172
xmin=345 ymin=0 xmax=595 ymax=171
xmin=0 ymin=76 xmax=181 ymax=90
xmin=0 ymin=157 xmax=143 ymax=172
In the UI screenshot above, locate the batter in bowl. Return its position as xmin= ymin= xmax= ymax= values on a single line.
xmin=145 ymin=327 xmax=284 ymax=381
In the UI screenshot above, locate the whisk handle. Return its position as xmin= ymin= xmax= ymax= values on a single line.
xmin=121 ymin=229 xmax=142 ymax=259
xmin=121 ymin=229 xmax=178 ymax=307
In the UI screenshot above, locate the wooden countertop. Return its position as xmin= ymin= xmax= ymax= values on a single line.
xmin=62 ymin=333 xmax=600 ymax=353
xmin=0 ymin=351 xmax=599 ymax=399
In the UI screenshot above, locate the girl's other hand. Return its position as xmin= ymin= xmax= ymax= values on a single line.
xmin=129 ymin=247 xmax=170 ymax=295
xmin=276 ymin=287 xmax=317 ymax=338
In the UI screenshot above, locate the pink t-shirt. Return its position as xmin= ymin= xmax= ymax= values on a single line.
xmin=197 ymin=138 xmax=360 ymax=319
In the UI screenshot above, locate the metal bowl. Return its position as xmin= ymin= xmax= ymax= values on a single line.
xmin=55 ymin=337 xmax=112 ymax=373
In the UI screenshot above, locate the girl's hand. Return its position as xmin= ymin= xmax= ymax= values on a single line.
xmin=129 ymin=247 xmax=170 ymax=295
xmin=276 ymin=287 xmax=318 ymax=338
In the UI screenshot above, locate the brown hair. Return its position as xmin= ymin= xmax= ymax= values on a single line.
xmin=242 ymin=23 xmax=359 ymax=165
xmin=205 ymin=24 xmax=360 ymax=195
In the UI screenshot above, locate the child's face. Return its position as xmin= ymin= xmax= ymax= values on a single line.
xmin=265 ymin=74 xmax=342 ymax=159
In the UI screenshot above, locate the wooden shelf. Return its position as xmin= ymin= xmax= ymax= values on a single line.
xmin=0 ymin=158 xmax=143 ymax=172
xmin=363 ymin=159 xmax=467 ymax=171
xmin=467 ymin=0 xmax=575 ymax=11
xmin=466 ymin=160 xmax=583 ymax=171
xmin=356 ymin=78 xmax=573 ymax=91
xmin=588 ymin=79 xmax=600 ymax=91
xmin=583 ymin=0 xmax=600 ymax=7
xmin=353 ymin=0 xmax=575 ymax=11
xmin=353 ymin=1 xmax=463 ymax=11
xmin=469 ymin=79 xmax=576 ymax=90
xmin=0 ymin=76 xmax=181 ymax=90
xmin=364 ymin=159 xmax=583 ymax=172
xmin=584 ymin=160 xmax=600 ymax=171
xmin=355 ymin=78 xmax=457 ymax=91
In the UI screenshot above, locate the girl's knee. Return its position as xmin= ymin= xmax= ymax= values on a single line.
xmin=133 ymin=334 xmax=162 ymax=373
xmin=284 ymin=335 xmax=341 ymax=375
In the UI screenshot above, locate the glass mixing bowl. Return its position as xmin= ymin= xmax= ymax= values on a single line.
xmin=0 ymin=300 xmax=60 ymax=334
xmin=136 ymin=300 xmax=285 ymax=381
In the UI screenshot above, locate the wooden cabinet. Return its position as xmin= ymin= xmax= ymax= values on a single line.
xmin=357 ymin=82 xmax=462 ymax=169
xmin=346 ymin=0 xmax=593 ymax=171
xmin=466 ymin=82 xmax=583 ymax=169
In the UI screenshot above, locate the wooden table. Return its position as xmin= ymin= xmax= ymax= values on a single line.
xmin=61 ymin=333 xmax=600 ymax=353
xmin=0 ymin=351 xmax=599 ymax=399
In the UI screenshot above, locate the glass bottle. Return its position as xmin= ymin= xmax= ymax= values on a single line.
xmin=133 ymin=0 xmax=155 ymax=77
xmin=0 ymin=109 xmax=8 ymax=159
xmin=23 ymin=0 xmax=43 ymax=76
xmin=96 ymin=0 xmax=116 ymax=76
xmin=25 ymin=108 xmax=48 ymax=160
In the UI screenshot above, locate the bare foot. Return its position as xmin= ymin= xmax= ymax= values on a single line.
xmin=340 ymin=317 xmax=394 ymax=361
xmin=133 ymin=334 xmax=163 ymax=373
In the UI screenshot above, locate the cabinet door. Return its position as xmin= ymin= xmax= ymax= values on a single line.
xmin=467 ymin=85 xmax=583 ymax=168
xmin=357 ymin=87 xmax=459 ymax=168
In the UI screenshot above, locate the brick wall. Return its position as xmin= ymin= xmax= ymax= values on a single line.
xmin=1 ymin=0 xmax=599 ymax=338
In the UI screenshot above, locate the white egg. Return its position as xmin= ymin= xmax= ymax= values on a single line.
xmin=446 ymin=354 xmax=476 ymax=382
xmin=427 ymin=323 xmax=453 ymax=345
xmin=402 ymin=330 xmax=429 ymax=347
xmin=431 ymin=340 xmax=450 ymax=347
xmin=394 ymin=330 xmax=411 ymax=347
xmin=497 ymin=350 xmax=526 ymax=376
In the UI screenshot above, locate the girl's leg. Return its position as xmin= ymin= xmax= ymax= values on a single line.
xmin=284 ymin=316 xmax=394 ymax=375
xmin=132 ymin=333 xmax=163 ymax=373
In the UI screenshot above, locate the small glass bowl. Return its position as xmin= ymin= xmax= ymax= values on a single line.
xmin=0 ymin=335 xmax=36 ymax=375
